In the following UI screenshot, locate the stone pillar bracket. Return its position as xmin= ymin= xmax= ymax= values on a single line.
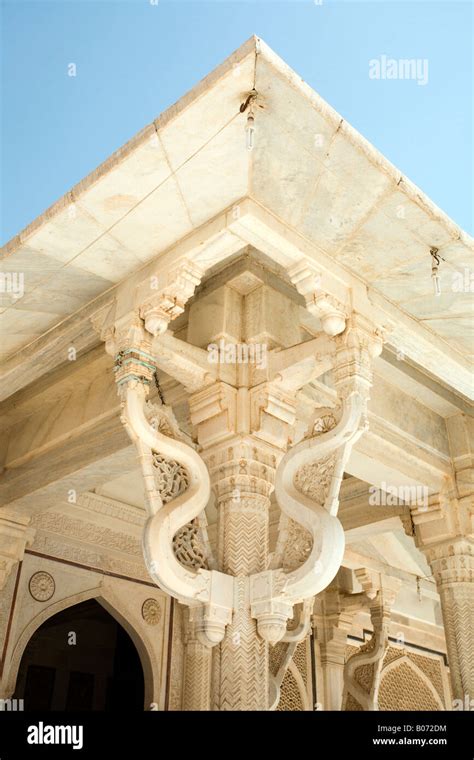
xmin=138 ymin=260 xmax=204 ymax=337
xmin=342 ymin=573 xmax=401 ymax=711
xmin=119 ymin=378 xmax=234 ymax=646
xmin=288 ymin=259 xmax=348 ymax=337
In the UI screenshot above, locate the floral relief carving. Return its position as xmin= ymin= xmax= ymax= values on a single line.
xmin=311 ymin=413 xmax=338 ymax=437
xmin=31 ymin=512 xmax=141 ymax=556
xmin=293 ymin=453 xmax=337 ymax=506
xmin=31 ymin=534 xmax=149 ymax=582
xmin=280 ymin=517 xmax=313 ymax=573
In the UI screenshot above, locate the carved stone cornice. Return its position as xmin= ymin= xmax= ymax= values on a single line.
xmin=30 ymin=510 xmax=142 ymax=557
xmin=78 ymin=492 xmax=145 ymax=527
xmin=29 ymin=532 xmax=150 ymax=582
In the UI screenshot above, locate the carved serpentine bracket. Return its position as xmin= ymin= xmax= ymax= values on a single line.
xmin=342 ymin=570 xmax=401 ymax=711
xmin=249 ymin=314 xmax=384 ymax=645
xmin=91 ymin=304 xmax=234 ymax=649
xmin=268 ymin=599 xmax=313 ymax=710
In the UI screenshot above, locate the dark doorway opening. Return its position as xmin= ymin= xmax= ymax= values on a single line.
xmin=13 ymin=599 xmax=145 ymax=711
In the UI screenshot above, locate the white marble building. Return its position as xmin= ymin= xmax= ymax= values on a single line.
xmin=0 ymin=37 xmax=472 ymax=712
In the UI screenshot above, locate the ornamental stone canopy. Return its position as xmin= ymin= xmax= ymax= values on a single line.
xmin=0 ymin=36 xmax=472 ymax=713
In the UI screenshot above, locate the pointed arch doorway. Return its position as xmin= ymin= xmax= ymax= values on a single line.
xmin=13 ymin=599 xmax=145 ymax=711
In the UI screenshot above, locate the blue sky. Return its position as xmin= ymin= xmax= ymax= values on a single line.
xmin=1 ymin=0 xmax=472 ymax=244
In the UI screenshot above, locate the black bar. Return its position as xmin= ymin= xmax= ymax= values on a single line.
xmin=0 ymin=710 xmax=472 ymax=758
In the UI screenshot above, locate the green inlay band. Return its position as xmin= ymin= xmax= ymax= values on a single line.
xmin=118 ymin=348 xmax=156 ymax=362
xmin=113 ymin=358 xmax=156 ymax=373
xmin=116 ymin=374 xmax=152 ymax=386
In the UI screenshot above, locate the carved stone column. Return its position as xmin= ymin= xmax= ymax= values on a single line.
xmin=190 ymin=384 xmax=291 ymax=711
xmin=412 ymin=496 xmax=473 ymax=702
xmin=183 ymin=613 xmax=213 ymax=711
xmin=428 ymin=540 xmax=473 ymax=703
xmin=213 ymin=469 xmax=272 ymax=710
xmin=411 ymin=413 xmax=473 ymax=702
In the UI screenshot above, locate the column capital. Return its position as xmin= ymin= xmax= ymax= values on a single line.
xmin=411 ymin=492 xmax=473 ymax=558
xmin=333 ymin=313 xmax=384 ymax=399
xmin=0 ymin=511 xmax=35 ymax=589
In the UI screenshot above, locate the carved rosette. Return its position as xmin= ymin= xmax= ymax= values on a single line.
xmin=142 ymin=598 xmax=162 ymax=626
xmin=29 ymin=571 xmax=55 ymax=602
xmin=312 ymin=413 xmax=338 ymax=436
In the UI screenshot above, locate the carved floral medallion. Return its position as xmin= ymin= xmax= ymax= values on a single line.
xmin=142 ymin=598 xmax=162 ymax=626
xmin=29 ymin=571 xmax=55 ymax=602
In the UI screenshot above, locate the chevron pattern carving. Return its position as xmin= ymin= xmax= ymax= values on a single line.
xmin=423 ymin=540 xmax=474 ymax=703
xmin=221 ymin=498 xmax=268 ymax=576
xmin=183 ymin=638 xmax=212 ymax=711
xmin=439 ymin=584 xmax=474 ymax=700
xmin=218 ymin=578 xmax=269 ymax=710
